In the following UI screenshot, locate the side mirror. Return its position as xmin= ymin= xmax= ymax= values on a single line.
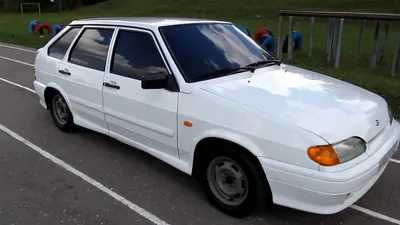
xmin=141 ymin=72 xmax=168 ymax=89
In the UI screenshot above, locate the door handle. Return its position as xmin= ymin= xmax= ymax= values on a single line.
xmin=58 ymin=69 xmax=71 ymax=75
xmin=103 ymin=82 xmax=120 ymax=89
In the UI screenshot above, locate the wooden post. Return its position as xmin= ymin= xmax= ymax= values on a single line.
xmin=288 ymin=16 xmax=293 ymax=62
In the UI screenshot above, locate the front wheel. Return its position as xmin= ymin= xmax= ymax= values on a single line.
xmin=197 ymin=144 xmax=272 ymax=217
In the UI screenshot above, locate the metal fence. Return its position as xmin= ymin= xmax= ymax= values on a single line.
xmin=276 ymin=10 xmax=400 ymax=76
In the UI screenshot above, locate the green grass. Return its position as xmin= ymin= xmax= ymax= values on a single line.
xmin=0 ymin=0 xmax=399 ymax=116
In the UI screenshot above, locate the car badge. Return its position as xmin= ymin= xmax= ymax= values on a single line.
xmin=374 ymin=120 xmax=380 ymax=126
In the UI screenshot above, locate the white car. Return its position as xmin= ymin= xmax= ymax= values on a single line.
xmin=33 ymin=17 xmax=400 ymax=217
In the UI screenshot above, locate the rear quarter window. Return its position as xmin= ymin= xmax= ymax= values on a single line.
xmin=48 ymin=27 xmax=81 ymax=60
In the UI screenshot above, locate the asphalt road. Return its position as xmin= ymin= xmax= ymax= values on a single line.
xmin=0 ymin=42 xmax=399 ymax=225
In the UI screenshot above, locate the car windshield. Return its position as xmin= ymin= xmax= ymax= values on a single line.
xmin=159 ymin=23 xmax=277 ymax=83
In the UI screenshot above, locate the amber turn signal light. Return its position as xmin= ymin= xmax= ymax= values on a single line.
xmin=308 ymin=145 xmax=340 ymax=166
xmin=184 ymin=120 xmax=193 ymax=127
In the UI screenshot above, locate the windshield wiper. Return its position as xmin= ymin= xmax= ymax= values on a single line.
xmin=246 ymin=59 xmax=281 ymax=68
xmin=201 ymin=66 xmax=256 ymax=79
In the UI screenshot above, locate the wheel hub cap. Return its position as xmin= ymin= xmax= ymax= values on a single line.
xmin=53 ymin=96 xmax=68 ymax=125
xmin=207 ymin=157 xmax=249 ymax=206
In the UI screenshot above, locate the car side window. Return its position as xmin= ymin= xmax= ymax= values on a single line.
xmin=110 ymin=29 xmax=168 ymax=80
xmin=48 ymin=27 xmax=81 ymax=60
xmin=68 ymin=27 xmax=114 ymax=71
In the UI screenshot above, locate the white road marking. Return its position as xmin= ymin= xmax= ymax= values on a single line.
xmin=350 ymin=205 xmax=400 ymax=225
xmin=0 ymin=55 xmax=34 ymax=67
xmin=390 ymin=158 xmax=400 ymax=164
xmin=1 ymin=49 xmax=400 ymax=223
xmin=0 ymin=42 xmax=37 ymax=53
xmin=0 ymin=123 xmax=171 ymax=225
xmin=0 ymin=77 xmax=36 ymax=93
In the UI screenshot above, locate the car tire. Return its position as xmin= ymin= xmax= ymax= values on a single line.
xmin=197 ymin=142 xmax=272 ymax=218
xmin=49 ymin=92 xmax=76 ymax=132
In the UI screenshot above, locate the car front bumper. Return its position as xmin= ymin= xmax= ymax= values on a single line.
xmin=258 ymin=120 xmax=400 ymax=215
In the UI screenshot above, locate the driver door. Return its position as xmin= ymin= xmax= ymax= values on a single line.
xmin=102 ymin=27 xmax=179 ymax=159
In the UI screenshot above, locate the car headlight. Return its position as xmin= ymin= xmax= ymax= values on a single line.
xmin=307 ymin=137 xmax=366 ymax=166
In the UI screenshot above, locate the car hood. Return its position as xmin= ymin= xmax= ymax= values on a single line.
xmin=200 ymin=64 xmax=390 ymax=144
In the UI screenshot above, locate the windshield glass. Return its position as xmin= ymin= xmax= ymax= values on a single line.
xmin=159 ymin=23 xmax=277 ymax=83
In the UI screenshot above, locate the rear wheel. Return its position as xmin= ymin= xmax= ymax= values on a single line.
xmin=196 ymin=143 xmax=272 ymax=217
xmin=49 ymin=92 xmax=76 ymax=132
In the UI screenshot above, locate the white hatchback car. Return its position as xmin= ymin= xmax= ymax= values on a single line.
xmin=33 ymin=17 xmax=400 ymax=217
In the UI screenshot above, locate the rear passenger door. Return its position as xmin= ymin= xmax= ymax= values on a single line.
xmin=58 ymin=26 xmax=116 ymax=134
xmin=37 ymin=25 xmax=81 ymax=105
xmin=102 ymin=28 xmax=179 ymax=158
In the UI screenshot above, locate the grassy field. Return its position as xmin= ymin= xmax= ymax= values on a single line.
xmin=0 ymin=0 xmax=399 ymax=116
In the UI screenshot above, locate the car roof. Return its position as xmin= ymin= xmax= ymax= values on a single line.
xmin=69 ymin=17 xmax=232 ymax=29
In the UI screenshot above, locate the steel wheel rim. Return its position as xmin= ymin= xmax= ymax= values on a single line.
xmin=207 ymin=156 xmax=249 ymax=206
xmin=52 ymin=95 xmax=68 ymax=125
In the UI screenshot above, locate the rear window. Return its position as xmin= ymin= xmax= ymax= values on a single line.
xmin=48 ymin=27 xmax=81 ymax=60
